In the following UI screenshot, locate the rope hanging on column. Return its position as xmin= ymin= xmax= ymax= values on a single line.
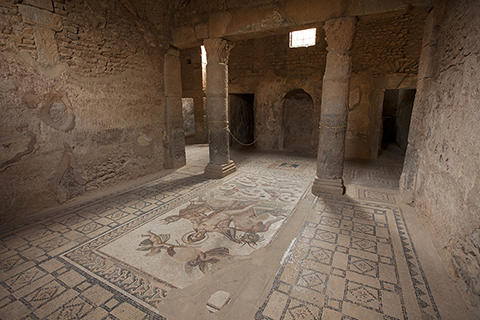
xmin=207 ymin=120 xmax=264 ymax=147
xmin=207 ymin=120 xmax=229 ymax=131
xmin=319 ymin=122 xmax=347 ymax=138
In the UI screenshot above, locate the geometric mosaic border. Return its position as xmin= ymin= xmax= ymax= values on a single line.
xmin=393 ymin=205 xmax=441 ymax=319
xmin=60 ymin=173 xmax=228 ymax=313
xmin=357 ymin=188 xmax=396 ymax=204
xmin=0 ymin=151 xmax=320 ymax=320
xmin=0 ymin=170 xmax=196 ymax=238
xmin=60 ymin=163 xmax=317 ymax=314
xmin=255 ymin=196 xmax=441 ymax=320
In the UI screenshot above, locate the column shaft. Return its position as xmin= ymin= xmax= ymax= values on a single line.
xmin=204 ymin=38 xmax=236 ymax=178
xmin=312 ymin=17 xmax=356 ymax=195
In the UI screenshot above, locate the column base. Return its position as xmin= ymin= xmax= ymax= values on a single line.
xmin=312 ymin=177 xmax=345 ymax=196
xmin=204 ymin=160 xmax=236 ymax=179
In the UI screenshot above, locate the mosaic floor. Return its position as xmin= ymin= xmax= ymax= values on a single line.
xmin=0 ymin=145 xmax=474 ymax=319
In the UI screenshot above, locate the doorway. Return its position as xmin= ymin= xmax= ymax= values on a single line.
xmin=381 ymin=89 xmax=416 ymax=153
xmin=229 ymin=94 xmax=255 ymax=148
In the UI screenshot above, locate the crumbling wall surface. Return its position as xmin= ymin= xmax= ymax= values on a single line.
xmin=404 ymin=0 xmax=480 ymax=307
xmin=346 ymin=9 xmax=427 ymax=159
xmin=346 ymin=71 xmax=375 ymax=159
xmin=353 ymin=8 xmax=427 ymax=77
xmin=0 ymin=0 xmax=173 ymax=226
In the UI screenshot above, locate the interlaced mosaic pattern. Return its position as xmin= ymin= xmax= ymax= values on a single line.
xmin=0 ymin=147 xmax=458 ymax=319
xmin=255 ymin=196 xmax=440 ymax=320
xmin=0 ymin=151 xmax=317 ymax=319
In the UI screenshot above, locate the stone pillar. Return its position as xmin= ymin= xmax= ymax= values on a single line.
xmin=164 ymin=47 xmax=186 ymax=169
xmin=18 ymin=4 xmax=63 ymax=66
xmin=312 ymin=17 xmax=356 ymax=195
xmin=399 ymin=7 xmax=437 ymax=203
xmin=193 ymin=96 xmax=207 ymax=142
xmin=203 ymin=38 xmax=236 ymax=178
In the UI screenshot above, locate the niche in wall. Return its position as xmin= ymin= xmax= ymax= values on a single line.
xmin=283 ymin=89 xmax=314 ymax=152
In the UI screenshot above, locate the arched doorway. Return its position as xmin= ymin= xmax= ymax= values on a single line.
xmin=283 ymin=89 xmax=314 ymax=152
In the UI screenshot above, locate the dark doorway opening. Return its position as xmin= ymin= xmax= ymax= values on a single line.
xmin=283 ymin=89 xmax=314 ymax=152
xmin=381 ymin=89 xmax=416 ymax=154
xmin=229 ymin=94 xmax=255 ymax=149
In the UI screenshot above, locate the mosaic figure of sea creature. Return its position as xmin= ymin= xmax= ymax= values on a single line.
xmin=185 ymin=247 xmax=230 ymax=274
xmin=137 ymin=231 xmax=230 ymax=274
xmin=137 ymin=230 xmax=181 ymax=256
xmin=240 ymin=232 xmax=264 ymax=248
xmin=161 ymin=200 xmax=284 ymax=245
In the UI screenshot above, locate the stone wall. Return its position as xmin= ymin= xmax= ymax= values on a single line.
xmin=0 ymin=0 xmax=174 ymax=226
xmin=352 ymin=9 xmax=427 ymax=76
xmin=230 ymin=31 xmax=327 ymax=80
xmin=180 ymin=47 xmax=201 ymax=92
xmin=213 ymin=8 xmax=427 ymax=156
xmin=345 ymin=8 xmax=427 ymax=159
xmin=400 ymin=0 xmax=480 ymax=308
xmin=228 ymin=31 xmax=325 ymax=153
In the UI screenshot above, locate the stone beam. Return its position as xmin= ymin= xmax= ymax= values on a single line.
xmin=173 ymin=0 xmax=431 ymax=48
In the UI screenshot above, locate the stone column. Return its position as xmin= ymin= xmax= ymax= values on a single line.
xmin=312 ymin=17 xmax=356 ymax=195
xmin=164 ymin=47 xmax=186 ymax=169
xmin=203 ymin=38 xmax=236 ymax=178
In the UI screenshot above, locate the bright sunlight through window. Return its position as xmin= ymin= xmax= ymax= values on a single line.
xmin=289 ymin=28 xmax=316 ymax=48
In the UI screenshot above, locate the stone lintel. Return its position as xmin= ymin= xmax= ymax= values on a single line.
xmin=24 ymin=0 xmax=54 ymax=12
xmin=18 ymin=4 xmax=63 ymax=31
xmin=173 ymin=0 xmax=428 ymax=49
xmin=312 ymin=177 xmax=345 ymax=196
xmin=204 ymin=160 xmax=236 ymax=179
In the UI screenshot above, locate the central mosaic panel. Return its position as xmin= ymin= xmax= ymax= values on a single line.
xmin=62 ymin=164 xmax=314 ymax=312
xmin=100 ymin=173 xmax=306 ymax=289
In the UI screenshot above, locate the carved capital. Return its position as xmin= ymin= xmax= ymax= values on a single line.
xmin=324 ymin=17 xmax=356 ymax=54
xmin=204 ymin=38 xmax=234 ymax=64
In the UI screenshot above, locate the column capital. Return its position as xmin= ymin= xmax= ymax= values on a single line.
xmin=204 ymin=38 xmax=234 ymax=64
xmin=324 ymin=16 xmax=356 ymax=54
xmin=166 ymin=46 xmax=180 ymax=57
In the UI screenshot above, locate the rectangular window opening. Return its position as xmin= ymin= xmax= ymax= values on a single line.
xmin=201 ymin=45 xmax=207 ymax=90
xmin=289 ymin=28 xmax=316 ymax=48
